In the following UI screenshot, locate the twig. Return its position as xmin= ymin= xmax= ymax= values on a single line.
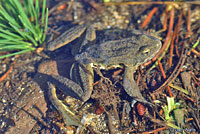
xmin=140 ymin=7 xmax=158 ymax=29
xmin=142 ymin=126 xmax=168 ymax=134
xmin=153 ymin=45 xmax=187 ymax=94
xmin=48 ymin=0 xmax=68 ymax=15
xmin=186 ymin=6 xmax=192 ymax=38
xmin=104 ymin=1 xmax=200 ymax=5
xmin=157 ymin=59 xmax=172 ymax=97
xmin=168 ymin=24 xmax=178 ymax=68
xmin=144 ymin=6 xmax=174 ymax=66
xmin=0 ymin=61 xmax=15 ymax=82
xmin=190 ymin=49 xmax=200 ymax=56
xmin=175 ymin=10 xmax=183 ymax=44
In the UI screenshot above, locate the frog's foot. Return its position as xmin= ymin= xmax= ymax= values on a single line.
xmin=48 ymin=82 xmax=82 ymax=126
xmin=123 ymin=66 xmax=150 ymax=104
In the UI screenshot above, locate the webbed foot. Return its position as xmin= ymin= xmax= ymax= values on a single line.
xmin=48 ymin=82 xmax=82 ymax=126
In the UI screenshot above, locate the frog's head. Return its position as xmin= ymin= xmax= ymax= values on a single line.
xmin=75 ymin=34 xmax=162 ymax=68
xmin=135 ymin=34 xmax=162 ymax=65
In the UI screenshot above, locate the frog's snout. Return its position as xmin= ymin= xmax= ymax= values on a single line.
xmin=156 ymin=40 xmax=162 ymax=50
xmin=153 ymin=37 xmax=162 ymax=49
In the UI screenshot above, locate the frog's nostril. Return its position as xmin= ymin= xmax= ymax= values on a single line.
xmin=75 ymin=52 xmax=87 ymax=62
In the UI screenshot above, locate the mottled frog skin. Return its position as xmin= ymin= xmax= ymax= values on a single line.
xmin=46 ymin=24 xmax=161 ymax=126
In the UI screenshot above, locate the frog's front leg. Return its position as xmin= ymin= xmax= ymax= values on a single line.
xmin=123 ymin=66 xmax=149 ymax=104
xmin=49 ymin=63 xmax=94 ymax=102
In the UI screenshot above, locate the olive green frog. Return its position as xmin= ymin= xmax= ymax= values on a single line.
xmin=46 ymin=24 xmax=162 ymax=126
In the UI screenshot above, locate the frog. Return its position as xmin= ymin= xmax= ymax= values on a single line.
xmin=45 ymin=23 xmax=162 ymax=126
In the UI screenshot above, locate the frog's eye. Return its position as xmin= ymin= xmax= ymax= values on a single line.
xmin=139 ymin=46 xmax=150 ymax=55
xmin=143 ymin=48 xmax=150 ymax=55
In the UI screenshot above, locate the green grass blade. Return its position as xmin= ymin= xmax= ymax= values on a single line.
xmin=33 ymin=0 xmax=40 ymax=38
xmin=0 ymin=48 xmax=34 ymax=59
xmin=0 ymin=29 xmax=23 ymax=39
xmin=0 ymin=22 xmax=15 ymax=31
xmin=35 ymin=0 xmax=39 ymax=22
xmin=26 ymin=0 xmax=35 ymax=22
xmin=169 ymin=84 xmax=189 ymax=95
xmin=8 ymin=22 xmax=27 ymax=39
xmin=0 ymin=6 xmax=20 ymax=28
xmin=0 ymin=40 xmax=32 ymax=46
xmin=0 ymin=33 xmax=23 ymax=41
xmin=18 ymin=15 xmax=40 ymax=43
xmin=42 ymin=8 xmax=48 ymax=42
xmin=12 ymin=0 xmax=40 ymax=43
xmin=8 ymin=22 xmax=38 ymax=46
xmin=12 ymin=0 xmax=33 ymax=28
xmin=41 ymin=0 xmax=47 ymax=25
xmin=0 ymin=45 xmax=31 ymax=51
xmin=0 ymin=0 xmax=48 ymax=58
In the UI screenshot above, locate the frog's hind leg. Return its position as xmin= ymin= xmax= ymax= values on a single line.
xmin=47 ymin=24 xmax=87 ymax=51
xmin=49 ymin=75 xmax=86 ymax=101
xmin=49 ymin=63 xmax=94 ymax=102
xmin=70 ymin=63 xmax=94 ymax=101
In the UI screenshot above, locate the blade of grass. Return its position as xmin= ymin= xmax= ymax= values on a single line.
xmin=42 ymin=8 xmax=48 ymax=42
xmin=33 ymin=0 xmax=40 ymax=38
xmin=169 ymin=84 xmax=189 ymax=95
xmin=0 ymin=33 xmax=24 ymax=41
xmin=0 ymin=4 xmax=21 ymax=28
xmin=18 ymin=15 xmax=41 ymax=43
xmin=39 ymin=0 xmax=48 ymax=40
xmin=0 ymin=23 xmax=15 ymax=31
xmin=26 ymin=0 xmax=35 ymax=22
xmin=0 ymin=29 xmax=23 ymax=39
xmin=12 ymin=0 xmax=33 ymax=28
xmin=0 ymin=45 xmax=32 ymax=51
xmin=35 ymin=0 xmax=39 ymax=24
xmin=0 ymin=48 xmax=34 ymax=59
xmin=41 ymin=0 xmax=47 ymax=25
xmin=8 ymin=22 xmax=38 ymax=46
xmin=1 ymin=0 xmax=18 ymax=19
xmin=0 ymin=40 xmax=32 ymax=46
xmin=7 ymin=22 xmax=27 ymax=40
xmin=0 ymin=0 xmax=20 ymax=28
xmin=12 ymin=0 xmax=41 ymax=43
